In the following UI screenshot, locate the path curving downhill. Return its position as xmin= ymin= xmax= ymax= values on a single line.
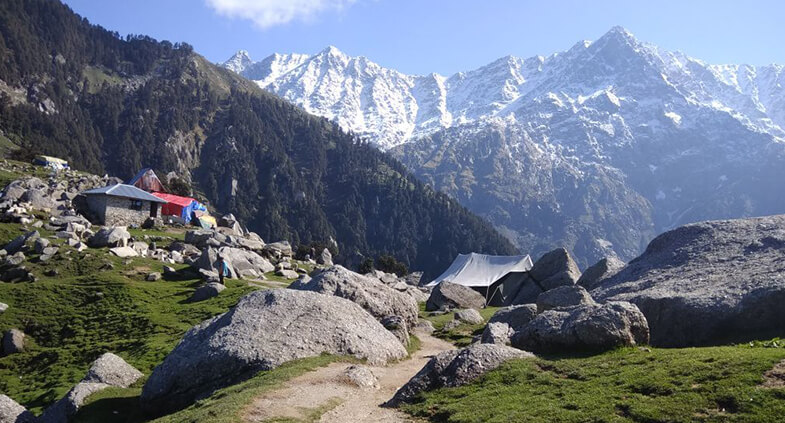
xmin=243 ymin=330 xmax=455 ymax=423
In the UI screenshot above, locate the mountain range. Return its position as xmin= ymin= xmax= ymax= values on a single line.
xmin=224 ymin=27 xmax=785 ymax=267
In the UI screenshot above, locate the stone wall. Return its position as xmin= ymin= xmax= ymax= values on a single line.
xmin=87 ymin=195 xmax=156 ymax=226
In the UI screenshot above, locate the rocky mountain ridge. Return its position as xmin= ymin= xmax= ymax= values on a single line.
xmin=225 ymin=27 xmax=785 ymax=267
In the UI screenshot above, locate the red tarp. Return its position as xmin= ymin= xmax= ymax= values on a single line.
xmin=152 ymin=192 xmax=197 ymax=218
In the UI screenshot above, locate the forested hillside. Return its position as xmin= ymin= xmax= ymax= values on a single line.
xmin=0 ymin=0 xmax=516 ymax=278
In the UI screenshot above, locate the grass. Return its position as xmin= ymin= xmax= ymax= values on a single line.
xmin=419 ymin=304 xmax=500 ymax=347
xmin=0 ymin=222 xmax=257 ymax=415
xmin=127 ymin=227 xmax=187 ymax=242
xmin=73 ymin=354 xmax=349 ymax=423
xmin=401 ymin=344 xmax=785 ymax=422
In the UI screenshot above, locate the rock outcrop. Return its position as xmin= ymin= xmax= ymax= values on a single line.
xmin=385 ymin=343 xmax=533 ymax=407
xmin=454 ymin=308 xmax=484 ymax=325
xmin=510 ymin=248 xmax=582 ymax=305
xmin=592 ymin=215 xmax=785 ymax=347
xmin=188 ymin=282 xmax=225 ymax=302
xmin=291 ymin=265 xmax=418 ymax=329
xmin=2 ymin=329 xmax=25 ymax=356
xmin=425 ymin=281 xmax=485 ymax=311
xmin=577 ymin=256 xmax=625 ymax=290
xmin=141 ymin=289 xmax=407 ymax=414
xmin=536 ymin=285 xmax=596 ymax=313
xmin=87 ymin=226 xmax=130 ymax=248
xmin=511 ymin=302 xmax=650 ymax=353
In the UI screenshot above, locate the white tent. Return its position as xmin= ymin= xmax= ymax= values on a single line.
xmin=426 ymin=253 xmax=533 ymax=288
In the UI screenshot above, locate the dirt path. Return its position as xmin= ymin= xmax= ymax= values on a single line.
xmin=243 ymin=330 xmax=455 ymax=423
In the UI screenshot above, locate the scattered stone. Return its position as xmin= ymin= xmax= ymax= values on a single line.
xmin=443 ymin=319 xmax=462 ymax=331
xmin=34 ymin=237 xmax=51 ymax=254
xmin=140 ymin=289 xmax=407 ymax=414
xmin=4 ymin=252 xmax=25 ymax=266
xmin=82 ymin=352 xmax=144 ymax=387
xmin=146 ymin=272 xmax=162 ymax=282
xmin=339 ymin=365 xmax=379 ymax=389
xmin=425 ymin=281 xmax=486 ymax=312
xmin=188 ymin=282 xmax=225 ymax=302
xmin=291 ymin=265 xmax=419 ymax=329
xmin=454 ymin=308 xmax=484 ymax=325
xmin=511 ymin=302 xmax=650 ymax=353
xmin=109 ymin=246 xmax=138 ymax=258
xmin=2 ymin=329 xmax=25 ymax=356
xmin=481 ymin=322 xmax=514 ymax=345
xmin=4 ymin=231 xmax=39 ymax=255
xmin=0 ymin=303 xmax=6 ymax=313
xmin=317 ymin=248 xmax=333 ymax=266
xmin=536 ymin=285 xmax=596 ymax=313
xmin=385 ymin=343 xmax=534 ymax=407
xmin=88 ymin=226 xmax=130 ymax=248
xmin=414 ymin=320 xmax=435 ymax=334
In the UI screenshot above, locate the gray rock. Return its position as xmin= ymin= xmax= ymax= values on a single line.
xmin=219 ymin=246 xmax=274 ymax=278
xmin=4 ymin=252 xmax=25 ymax=266
xmin=4 ymin=231 xmax=39 ymax=255
xmin=577 ymin=256 xmax=626 ymax=290
xmin=263 ymin=241 xmax=293 ymax=258
xmin=317 ymin=248 xmax=333 ymax=266
xmin=414 ymin=320 xmax=435 ymax=334
xmin=454 ymin=308 xmax=484 ymax=325
xmin=82 ymin=352 xmax=144 ymax=387
xmin=511 ymin=302 xmax=650 ymax=353
xmin=481 ymin=322 xmax=513 ymax=345
xmin=385 ymin=343 xmax=534 ymax=407
xmin=443 ymin=319 xmax=462 ymax=331
xmin=88 ymin=226 xmax=130 ymax=248
xmin=189 ymin=282 xmax=225 ymax=302
xmin=381 ymin=315 xmax=410 ymax=347
xmin=339 ymin=365 xmax=379 ymax=389
xmin=425 ymin=281 xmax=486 ymax=312
xmin=536 ymin=285 xmax=596 ymax=313
xmin=593 ymin=215 xmax=785 ymax=347
xmin=405 ymin=271 xmax=424 ymax=286
xmin=275 ymin=269 xmax=299 ymax=279
xmin=39 ymin=382 xmax=109 ymax=423
xmin=0 ymin=303 xmax=7 ymax=313
xmin=291 ymin=265 xmax=419 ymax=329
xmin=146 ymin=272 xmax=162 ymax=282
xmin=2 ymin=329 xmax=25 ymax=356
xmin=487 ymin=304 xmax=538 ymax=332
xmin=510 ymin=248 xmax=582 ymax=305
xmin=109 ymin=246 xmax=137 ymax=258
xmin=184 ymin=230 xmax=218 ymax=249
xmin=140 ymin=289 xmax=407 ymax=413
xmin=0 ymin=394 xmax=34 ymax=423
xmin=20 ymin=188 xmax=55 ymax=210
xmin=34 ymin=237 xmax=51 ymax=254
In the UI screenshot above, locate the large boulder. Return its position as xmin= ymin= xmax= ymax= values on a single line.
xmin=316 ymin=248 xmax=333 ymax=266
xmin=577 ymin=256 xmax=625 ymax=290
xmin=20 ymin=188 xmax=55 ymax=210
xmin=141 ymin=289 xmax=407 ymax=413
xmin=511 ymin=302 xmax=649 ymax=353
xmin=263 ymin=241 xmax=293 ymax=258
xmin=290 ymin=265 xmax=418 ymax=329
xmin=536 ymin=285 xmax=596 ymax=313
xmin=454 ymin=308 xmax=484 ymax=325
xmin=83 ymin=352 xmax=144 ymax=386
xmin=510 ymin=248 xmax=582 ymax=305
xmin=0 ymin=394 xmax=34 ymax=423
xmin=88 ymin=226 xmax=130 ymax=248
xmin=184 ymin=230 xmax=215 ymax=249
xmin=219 ymin=246 xmax=274 ymax=278
xmin=39 ymin=352 xmax=142 ymax=423
xmin=593 ymin=215 xmax=785 ymax=347
xmin=385 ymin=343 xmax=534 ymax=407
xmin=2 ymin=329 xmax=25 ymax=356
xmin=487 ymin=304 xmax=538 ymax=331
xmin=425 ymin=281 xmax=485 ymax=312
xmin=481 ymin=322 xmax=514 ymax=345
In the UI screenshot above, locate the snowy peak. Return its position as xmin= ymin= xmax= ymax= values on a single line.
xmin=223 ymin=27 xmax=785 ymax=149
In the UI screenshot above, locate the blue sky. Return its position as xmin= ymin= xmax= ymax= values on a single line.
xmin=62 ymin=0 xmax=784 ymax=75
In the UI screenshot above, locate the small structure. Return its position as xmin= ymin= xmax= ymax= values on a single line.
xmin=82 ymin=184 xmax=167 ymax=226
xmin=33 ymin=155 xmax=69 ymax=170
xmin=128 ymin=168 xmax=165 ymax=193
xmin=151 ymin=192 xmax=206 ymax=224
xmin=426 ymin=253 xmax=533 ymax=306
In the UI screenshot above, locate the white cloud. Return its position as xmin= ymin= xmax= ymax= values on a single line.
xmin=206 ymin=0 xmax=358 ymax=29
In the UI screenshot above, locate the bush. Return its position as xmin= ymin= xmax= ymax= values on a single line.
xmin=358 ymin=258 xmax=374 ymax=274
xmin=375 ymin=254 xmax=408 ymax=276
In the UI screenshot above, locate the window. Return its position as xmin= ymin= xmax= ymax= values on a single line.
xmin=130 ymin=200 xmax=144 ymax=210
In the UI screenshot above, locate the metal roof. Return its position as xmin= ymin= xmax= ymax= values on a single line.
xmin=82 ymin=184 xmax=168 ymax=203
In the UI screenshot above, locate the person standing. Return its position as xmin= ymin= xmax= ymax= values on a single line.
xmin=216 ymin=254 xmax=228 ymax=285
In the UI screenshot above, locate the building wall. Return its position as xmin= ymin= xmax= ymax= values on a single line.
xmin=104 ymin=196 xmax=154 ymax=226
xmin=86 ymin=195 xmax=107 ymax=224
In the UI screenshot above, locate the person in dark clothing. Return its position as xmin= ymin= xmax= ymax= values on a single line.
xmin=217 ymin=254 xmax=228 ymax=285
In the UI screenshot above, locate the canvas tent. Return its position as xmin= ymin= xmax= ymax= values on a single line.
xmin=151 ymin=192 xmax=206 ymax=224
xmin=426 ymin=253 xmax=533 ymax=306
xmin=128 ymin=168 xmax=165 ymax=193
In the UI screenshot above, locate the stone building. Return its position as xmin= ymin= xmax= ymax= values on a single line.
xmin=82 ymin=184 xmax=168 ymax=226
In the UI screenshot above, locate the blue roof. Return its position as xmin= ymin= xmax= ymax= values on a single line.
xmin=82 ymin=184 xmax=168 ymax=203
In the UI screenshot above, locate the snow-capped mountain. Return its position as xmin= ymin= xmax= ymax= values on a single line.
xmin=224 ymin=27 xmax=785 ymax=268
